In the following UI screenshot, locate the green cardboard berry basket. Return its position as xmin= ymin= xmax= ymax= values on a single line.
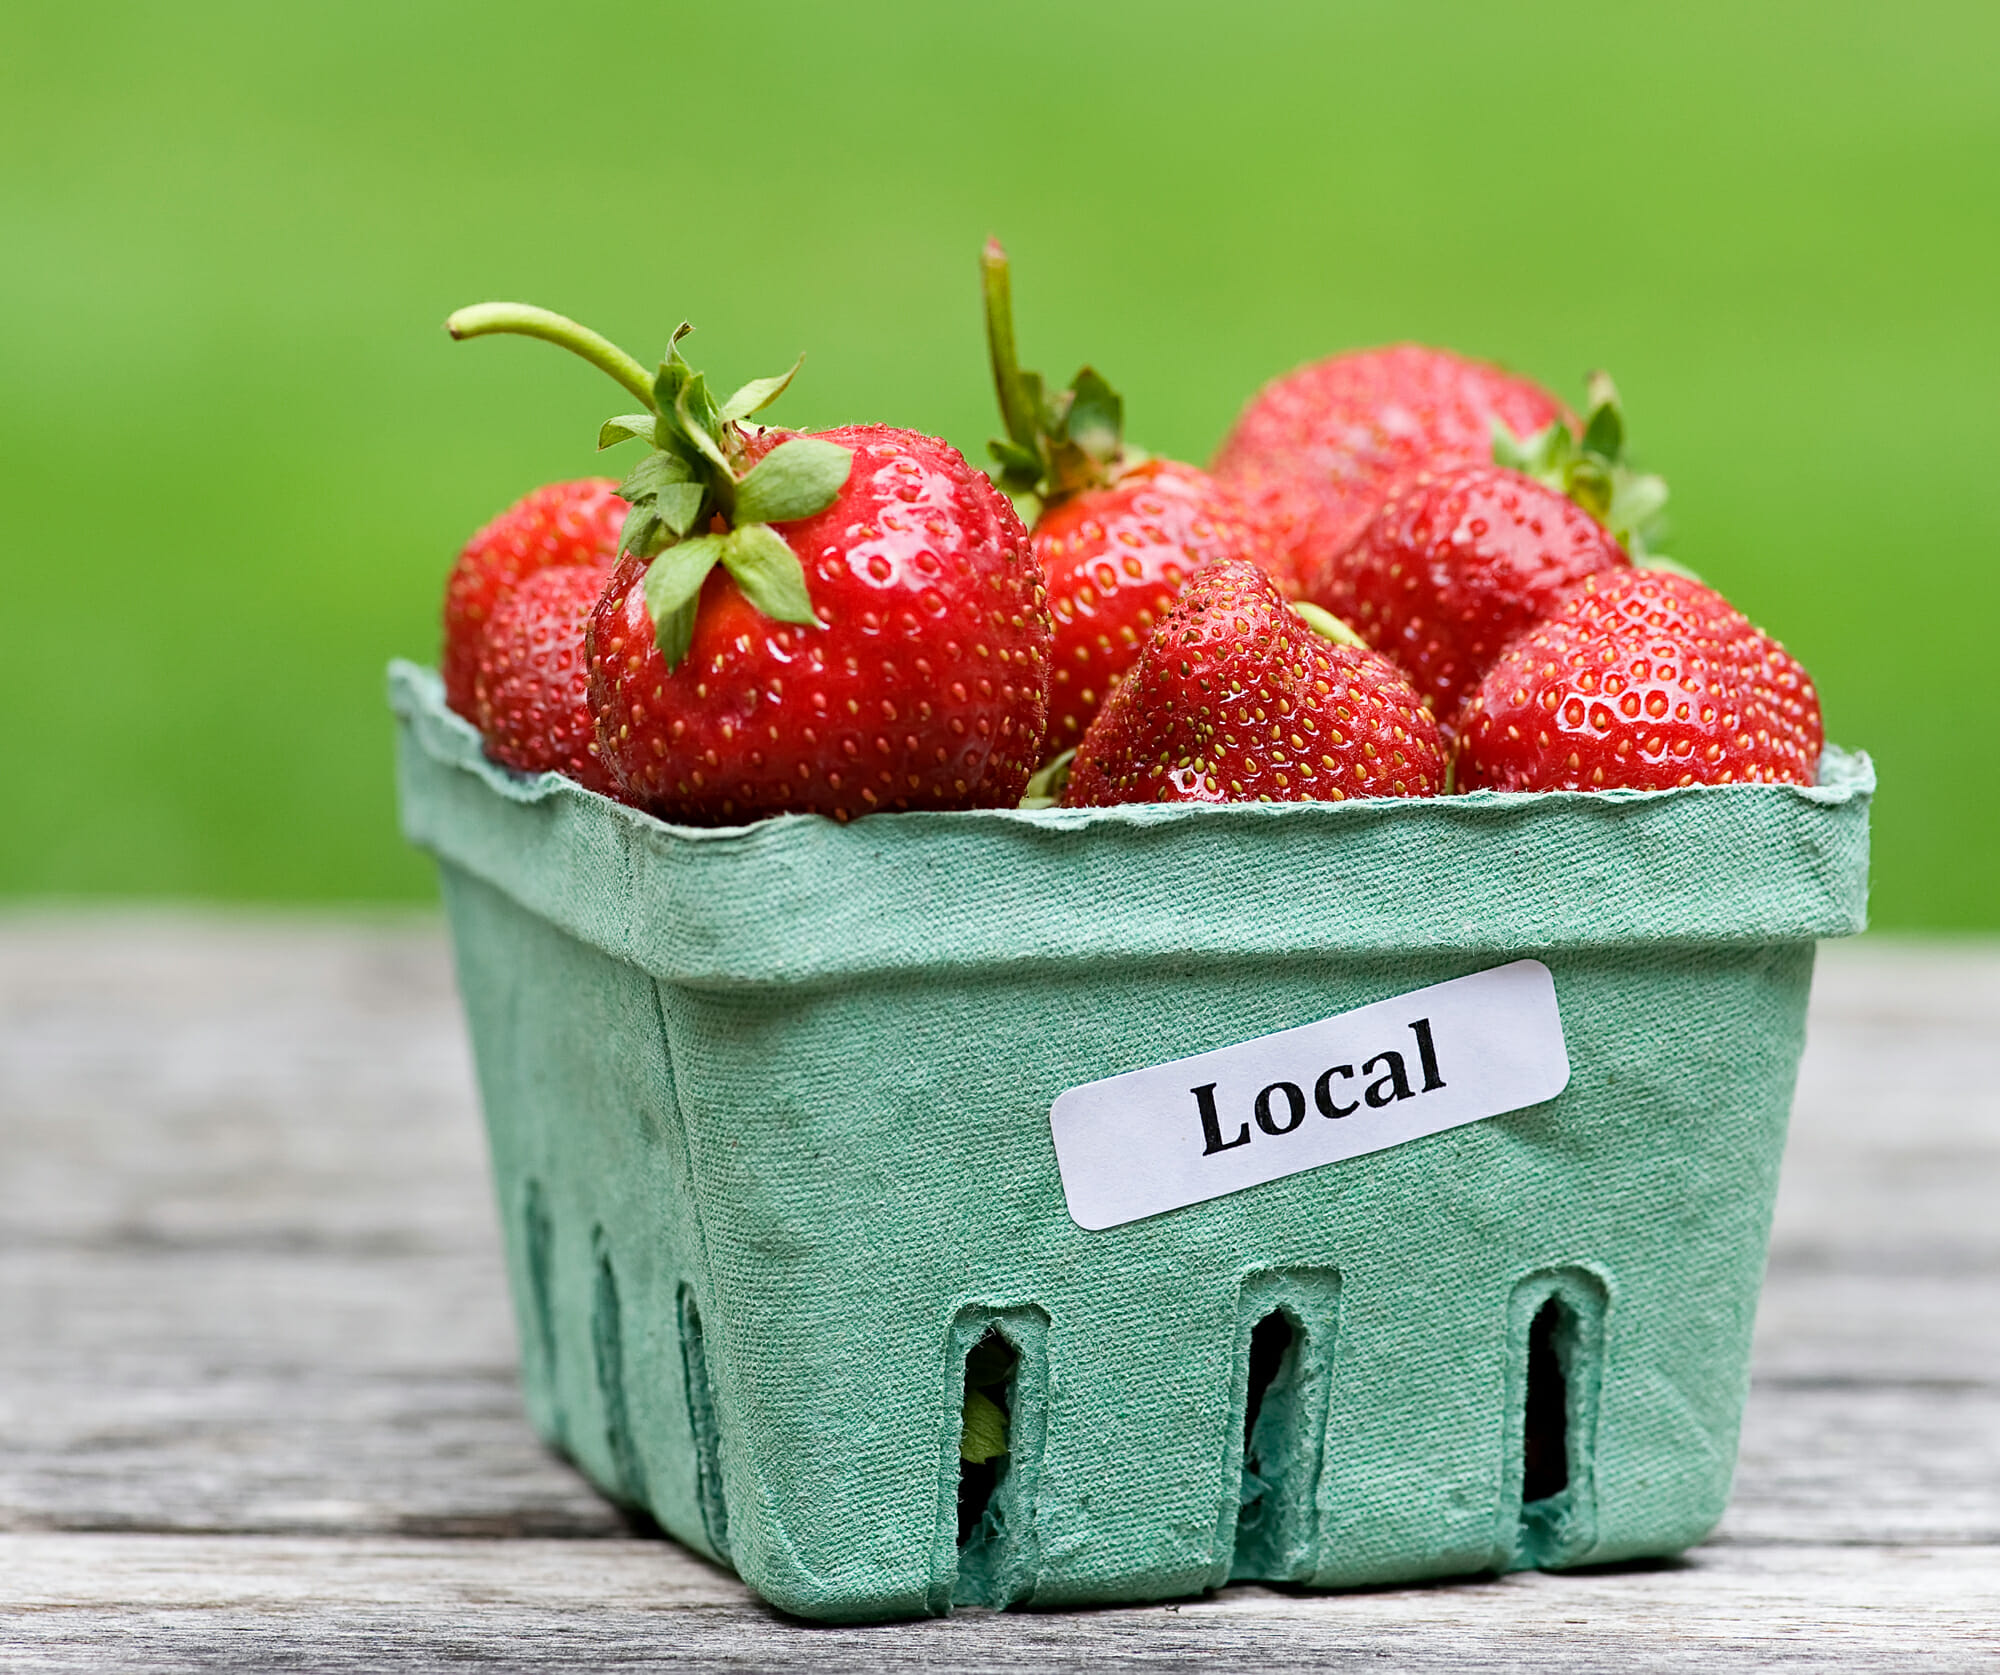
xmin=388 ymin=659 xmax=1871 ymax=1623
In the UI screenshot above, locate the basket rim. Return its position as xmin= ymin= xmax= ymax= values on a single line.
xmin=390 ymin=659 xmax=1872 ymax=988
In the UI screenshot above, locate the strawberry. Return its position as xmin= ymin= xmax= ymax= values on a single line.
xmin=473 ymin=561 xmax=618 ymax=796
xmin=1211 ymin=345 xmax=1569 ymax=607
xmin=1340 ymin=464 xmax=1629 ymax=737
xmin=980 ymin=242 xmax=1280 ymax=755
xmin=1062 ymin=559 xmax=1445 ymax=807
xmin=442 ymin=478 xmax=624 ymax=720
xmin=1457 ymin=568 xmax=1822 ymax=791
xmin=448 ymin=302 xmax=1051 ymax=822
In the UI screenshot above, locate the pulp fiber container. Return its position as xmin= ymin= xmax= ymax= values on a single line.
xmin=389 ymin=661 xmax=1872 ymax=1623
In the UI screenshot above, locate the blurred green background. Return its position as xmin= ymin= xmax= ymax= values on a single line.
xmin=2 ymin=0 xmax=1994 ymax=925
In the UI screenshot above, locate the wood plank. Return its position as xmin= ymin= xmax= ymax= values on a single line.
xmin=0 ymin=912 xmax=493 ymax=1252
xmin=1725 ymin=1380 xmax=2000 ymax=1545
xmin=1 ymin=1533 xmax=1996 ymax=1673
xmin=1773 ymin=940 xmax=2000 ymax=1269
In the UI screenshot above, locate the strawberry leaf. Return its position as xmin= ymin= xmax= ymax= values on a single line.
xmin=598 ymin=413 xmax=658 ymax=451
xmin=733 ymin=438 xmax=853 ymax=526
xmin=655 ymin=481 xmax=708 ymax=539
xmin=1490 ymin=416 xmax=1570 ymax=478
xmin=1567 ymin=457 xmax=1615 ymax=526
xmin=642 ymin=533 xmax=728 ymax=669
xmin=616 ymin=449 xmax=708 ymax=557
xmin=618 ymin=502 xmax=663 ymax=559
xmin=960 ymin=1387 xmax=1008 ymax=1464
xmin=719 ymin=524 xmax=822 ymax=628
xmin=1581 ymin=381 xmax=1624 ymax=460
xmin=1609 ymin=472 xmax=1668 ymax=540
xmin=988 ymin=439 xmax=1041 ymax=475
xmin=1063 ymin=367 xmax=1123 ymax=464
xmin=651 ymin=327 xmax=695 ymax=409
xmin=720 ymin=356 xmax=805 ymax=423
xmin=674 ymin=374 xmax=731 ymax=476
xmin=617 ymin=450 xmax=695 ymax=501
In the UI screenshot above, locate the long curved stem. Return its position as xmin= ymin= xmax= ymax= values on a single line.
xmin=446 ymin=302 xmax=658 ymax=412
xmin=980 ymin=241 xmax=1042 ymax=452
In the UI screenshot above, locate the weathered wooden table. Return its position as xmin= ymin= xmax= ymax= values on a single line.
xmin=1 ymin=918 xmax=1994 ymax=1670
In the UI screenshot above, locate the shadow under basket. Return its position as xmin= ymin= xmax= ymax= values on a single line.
xmin=389 ymin=661 xmax=1871 ymax=1623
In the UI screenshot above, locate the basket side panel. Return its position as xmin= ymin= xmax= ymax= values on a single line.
xmin=437 ymin=865 xmax=719 ymax=1560
xmin=664 ymin=943 xmax=1812 ymax=1613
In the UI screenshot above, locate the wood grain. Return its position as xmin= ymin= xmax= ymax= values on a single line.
xmin=2 ymin=1535 xmax=1996 ymax=1672
xmin=1 ymin=915 xmax=1995 ymax=1667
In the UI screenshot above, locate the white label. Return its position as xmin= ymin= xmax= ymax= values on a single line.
xmin=1049 ymin=960 xmax=1570 ymax=1230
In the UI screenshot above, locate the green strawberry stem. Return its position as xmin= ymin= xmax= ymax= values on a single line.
xmin=446 ymin=302 xmax=658 ymax=412
xmin=978 ymin=240 xmax=1130 ymax=504
xmin=447 ymin=299 xmax=852 ymax=670
xmin=981 ymin=241 xmax=1042 ymax=457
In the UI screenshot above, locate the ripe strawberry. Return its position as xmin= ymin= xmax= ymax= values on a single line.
xmin=473 ymin=562 xmax=618 ymax=796
xmin=1211 ymin=346 xmax=1569 ymax=607
xmin=1340 ymin=464 xmax=1629 ymax=737
xmin=1063 ymin=559 xmax=1445 ymax=807
xmin=448 ymin=302 xmax=1051 ymax=822
xmin=980 ymin=242 xmax=1280 ymax=755
xmin=442 ymin=478 xmax=624 ymax=719
xmin=1457 ymin=568 xmax=1822 ymax=791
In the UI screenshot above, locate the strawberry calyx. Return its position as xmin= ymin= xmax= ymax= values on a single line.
xmin=446 ymin=302 xmax=852 ymax=670
xmin=981 ymin=240 xmax=1144 ymax=514
xmin=1491 ymin=371 xmax=1673 ymax=562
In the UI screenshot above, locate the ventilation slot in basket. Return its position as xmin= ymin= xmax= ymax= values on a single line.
xmin=1522 ymin=1299 xmax=1569 ymax=1505
xmin=521 ymin=1178 xmax=565 ymax=1449
xmin=1508 ymin=1268 xmax=1608 ymax=1570
xmin=1231 ymin=1309 xmax=1309 ymax=1581
xmin=590 ymin=1232 xmax=648 ymax=1510
xmin=956 ymin=1329 xmax=1016 ymax=1549
xmin=937 ymin=1305 xmax=1048 ymax=1612
xmin=677 ymin=1284 xmax=731 ymax=1561
xmin=1226 ymin=1270 xmax=1341 ymax=1584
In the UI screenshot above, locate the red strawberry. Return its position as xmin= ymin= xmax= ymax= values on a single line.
xmin=1339 ymin=463 xmax=1629 ymax=736
xmin=1457 ymin=568 xmax=1822 ymax=791
xmin=442 ymin=478 xmax=624 ymax=719
xmin=1031 ymin=460 xmax=1276 ymax=757
xmin=1212 ymin=346 xmax=1569 ymax=606
xmin=591 ymin=424 xmax=1048 ymax=820
xmin=1063 ymin=559 xmax=1445 ymax=807
xmin=980 ymin=242 xmax=1281 ymax=755
xmin=448 ymin=302 xmax=1051 ymax=822
xmin=473 ymin=562 xmax=618 ymax=796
